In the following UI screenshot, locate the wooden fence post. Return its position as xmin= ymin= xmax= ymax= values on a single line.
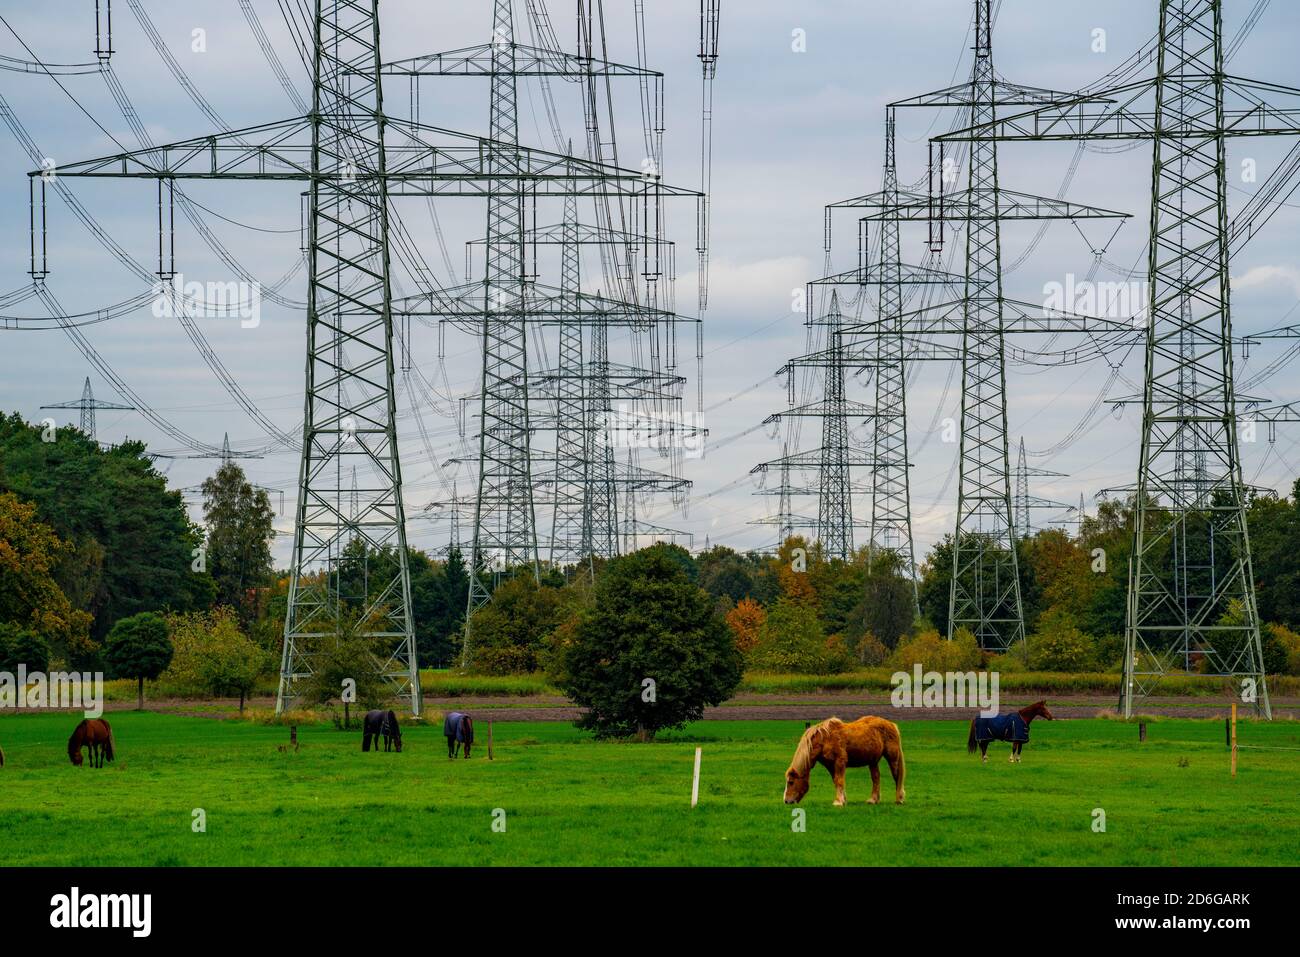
xmin=1230 ymin=703 xmax=1238 ymax=778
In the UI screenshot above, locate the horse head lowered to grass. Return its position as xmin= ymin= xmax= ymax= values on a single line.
xmin=361 ymin=709 xmax=402 ymax=752
xmin=68 ymin=718 xmax=114 ymax=768
xmin=784 ymin=716 xmax=906 ymax=806
xmin=444 ymin=711 xmax=474 ymax=759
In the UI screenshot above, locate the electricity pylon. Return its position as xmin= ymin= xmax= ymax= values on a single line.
xmin=938 ymin=0 xmax=1300 ymax=716
xmin=870 ymin=108 xmax=919 ymax=607
xmin=49 ymin=0 xmax=678 ymax=712
xmin=41 ymin=376 xmax=133 ymax=442
xmin=385 ymin=3 xmax=700 ymax=660
xmin=808 ymin=0 xmax=1129 ymax=650
xmin=1013 ymin=437 xmax=1069 ymax=538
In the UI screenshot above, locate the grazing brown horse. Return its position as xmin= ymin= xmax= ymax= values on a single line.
xmin=784 ymin=717 xmax=906 ymax=806
xmin=68 ymin=718 xmax=115 ymax=768
xmin=967 ymin=700 xmax=1054 ymax=763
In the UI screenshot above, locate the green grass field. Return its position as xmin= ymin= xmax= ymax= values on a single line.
xmin=2 ymin=712 xmax=1297 ymax=866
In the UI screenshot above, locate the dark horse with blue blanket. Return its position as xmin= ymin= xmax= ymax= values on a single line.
xmin=362 ymin=709 xmax=402 ymax=752
xmin=444 ymin=711 xmax=474 ymax=759
xmin=967 ymin=700 xmax=1053 ymax=763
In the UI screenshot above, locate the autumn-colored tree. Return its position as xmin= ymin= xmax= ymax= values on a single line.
xmin=774 ymin=536 xmax=818 ymax=605
xmin=0 ymin=491 xmax=92 ymax=659
xmin=725 ymin=597 xmax=766 ymax=652
xmin=747 ymin=597 xmax=851 ymax=674
xmin=1025 ymin=528 xmax=1098 ymax=625
xmin=885 ymin=627 xmax=983 ymax=673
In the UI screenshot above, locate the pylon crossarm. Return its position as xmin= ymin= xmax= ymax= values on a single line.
xmin=764 ymin=398 xmax=879 ymax=422
xmin=827 ymin=187 xmax=930 ymax=210
xmin=466 ymin=221 xmax=666 ymax=246
xmin=752 ymin=447 xmax=883 ymax=471
xmin=1251 ymin=401 xmax=1300 ymax=423
xmin=937 ymin=76 xmax=1300 ymax=143
xmin=890 ymin=79 xmax=1117 ymax=110
xmin=778 ymin=338 xmax=963 ymax=370
xmin=856 ymin=188 xmax=1130 ymax=222
xmin=809 ymin=263 xmax=964 ymax=288
xmin=395 ymin=282 xmax=691 ymax=324
xmin=840 ymin=297 xmax=1137 ymax=338
xmin=44 ymin=114 xmax=700 ymax=197
xmin=382 ymin=42 xmax=659 ymax=78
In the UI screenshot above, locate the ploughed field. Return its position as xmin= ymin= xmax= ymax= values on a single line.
xmin=3 ymin=712 xmax=1297 ymax=866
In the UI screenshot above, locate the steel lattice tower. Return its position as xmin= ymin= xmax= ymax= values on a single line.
xmin=587 ymin=309 xmax=620 ymax=559
xmin=277 ymin=0 xmax=420 ymax=713
xmin=818 ymin=292 xmax=853 ymax=558
xmin=1125 ymin=0 xmax=1267 ymax=715
xmin=549 ymin=167 xmax=590 ymax=567
xmin=767 ymin=0 xmax=1125 ymax=601
xmin=934 ymin=0 xmax=1300 ymax=715
xmin=468 ymin=0 xmax=542 ymax=630
xmin=870 ymin=108 xmax=919 ymax=605
xmin=945 ymin=0 xmax=1024 ymax=652
xmin=1013 ymin=437 xmax=1068 ymax=539
xmin=50 ymin=0 xmax=694 ymax=708
xmin=41 ymin=376 xmax=133 ymax=442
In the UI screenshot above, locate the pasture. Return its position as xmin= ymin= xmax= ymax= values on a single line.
xmin=2 ymin=712 xmax=1298 ymax=866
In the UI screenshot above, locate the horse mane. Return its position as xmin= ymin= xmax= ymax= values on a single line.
xmin=789 ymin=718 xmax=842 ymax=776
xmin=67 ymin=720 xmax=84 ymax=758
xmin=387 ymin=710 xmax=400 ymax=738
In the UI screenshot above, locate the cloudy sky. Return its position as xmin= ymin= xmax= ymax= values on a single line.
xmin=2 ymin=0 xmax=1299 ymax=567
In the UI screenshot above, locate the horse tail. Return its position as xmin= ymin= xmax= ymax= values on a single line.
xmin=887 ymin=721 xmax=906 ymax=794
xmin=103 ymin=720 xmax=115 ymax=763
xmin=967 ymin=717 xmax=977 ymax=754
xmin=0 ymin=740 xmax=6 ymax=767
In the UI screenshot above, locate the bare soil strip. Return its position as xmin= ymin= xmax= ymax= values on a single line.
xmin=69 ymin=692 xmax=1300 ymax=723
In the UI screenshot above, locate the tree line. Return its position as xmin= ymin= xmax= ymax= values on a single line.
xmin=4 ymin=410 xmax=1300 ymax=723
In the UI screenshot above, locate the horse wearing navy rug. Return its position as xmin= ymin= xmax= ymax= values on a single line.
xmin=967 ymin=700 xmax=1053 ymax=763
xmin=444 ymin=711 xmax=474 ymax=759
xmin=361 ymin=709 xmax=402 ymax=752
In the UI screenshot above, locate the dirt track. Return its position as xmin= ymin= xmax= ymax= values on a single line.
xmin=418 ymin=692 xmax=1298 ymax=724
xmin=86 ymin=691 xmax=1298 ymax=722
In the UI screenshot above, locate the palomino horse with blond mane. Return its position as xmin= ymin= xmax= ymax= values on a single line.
xmin=784 ymin=716 xmax=906 ymax=806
